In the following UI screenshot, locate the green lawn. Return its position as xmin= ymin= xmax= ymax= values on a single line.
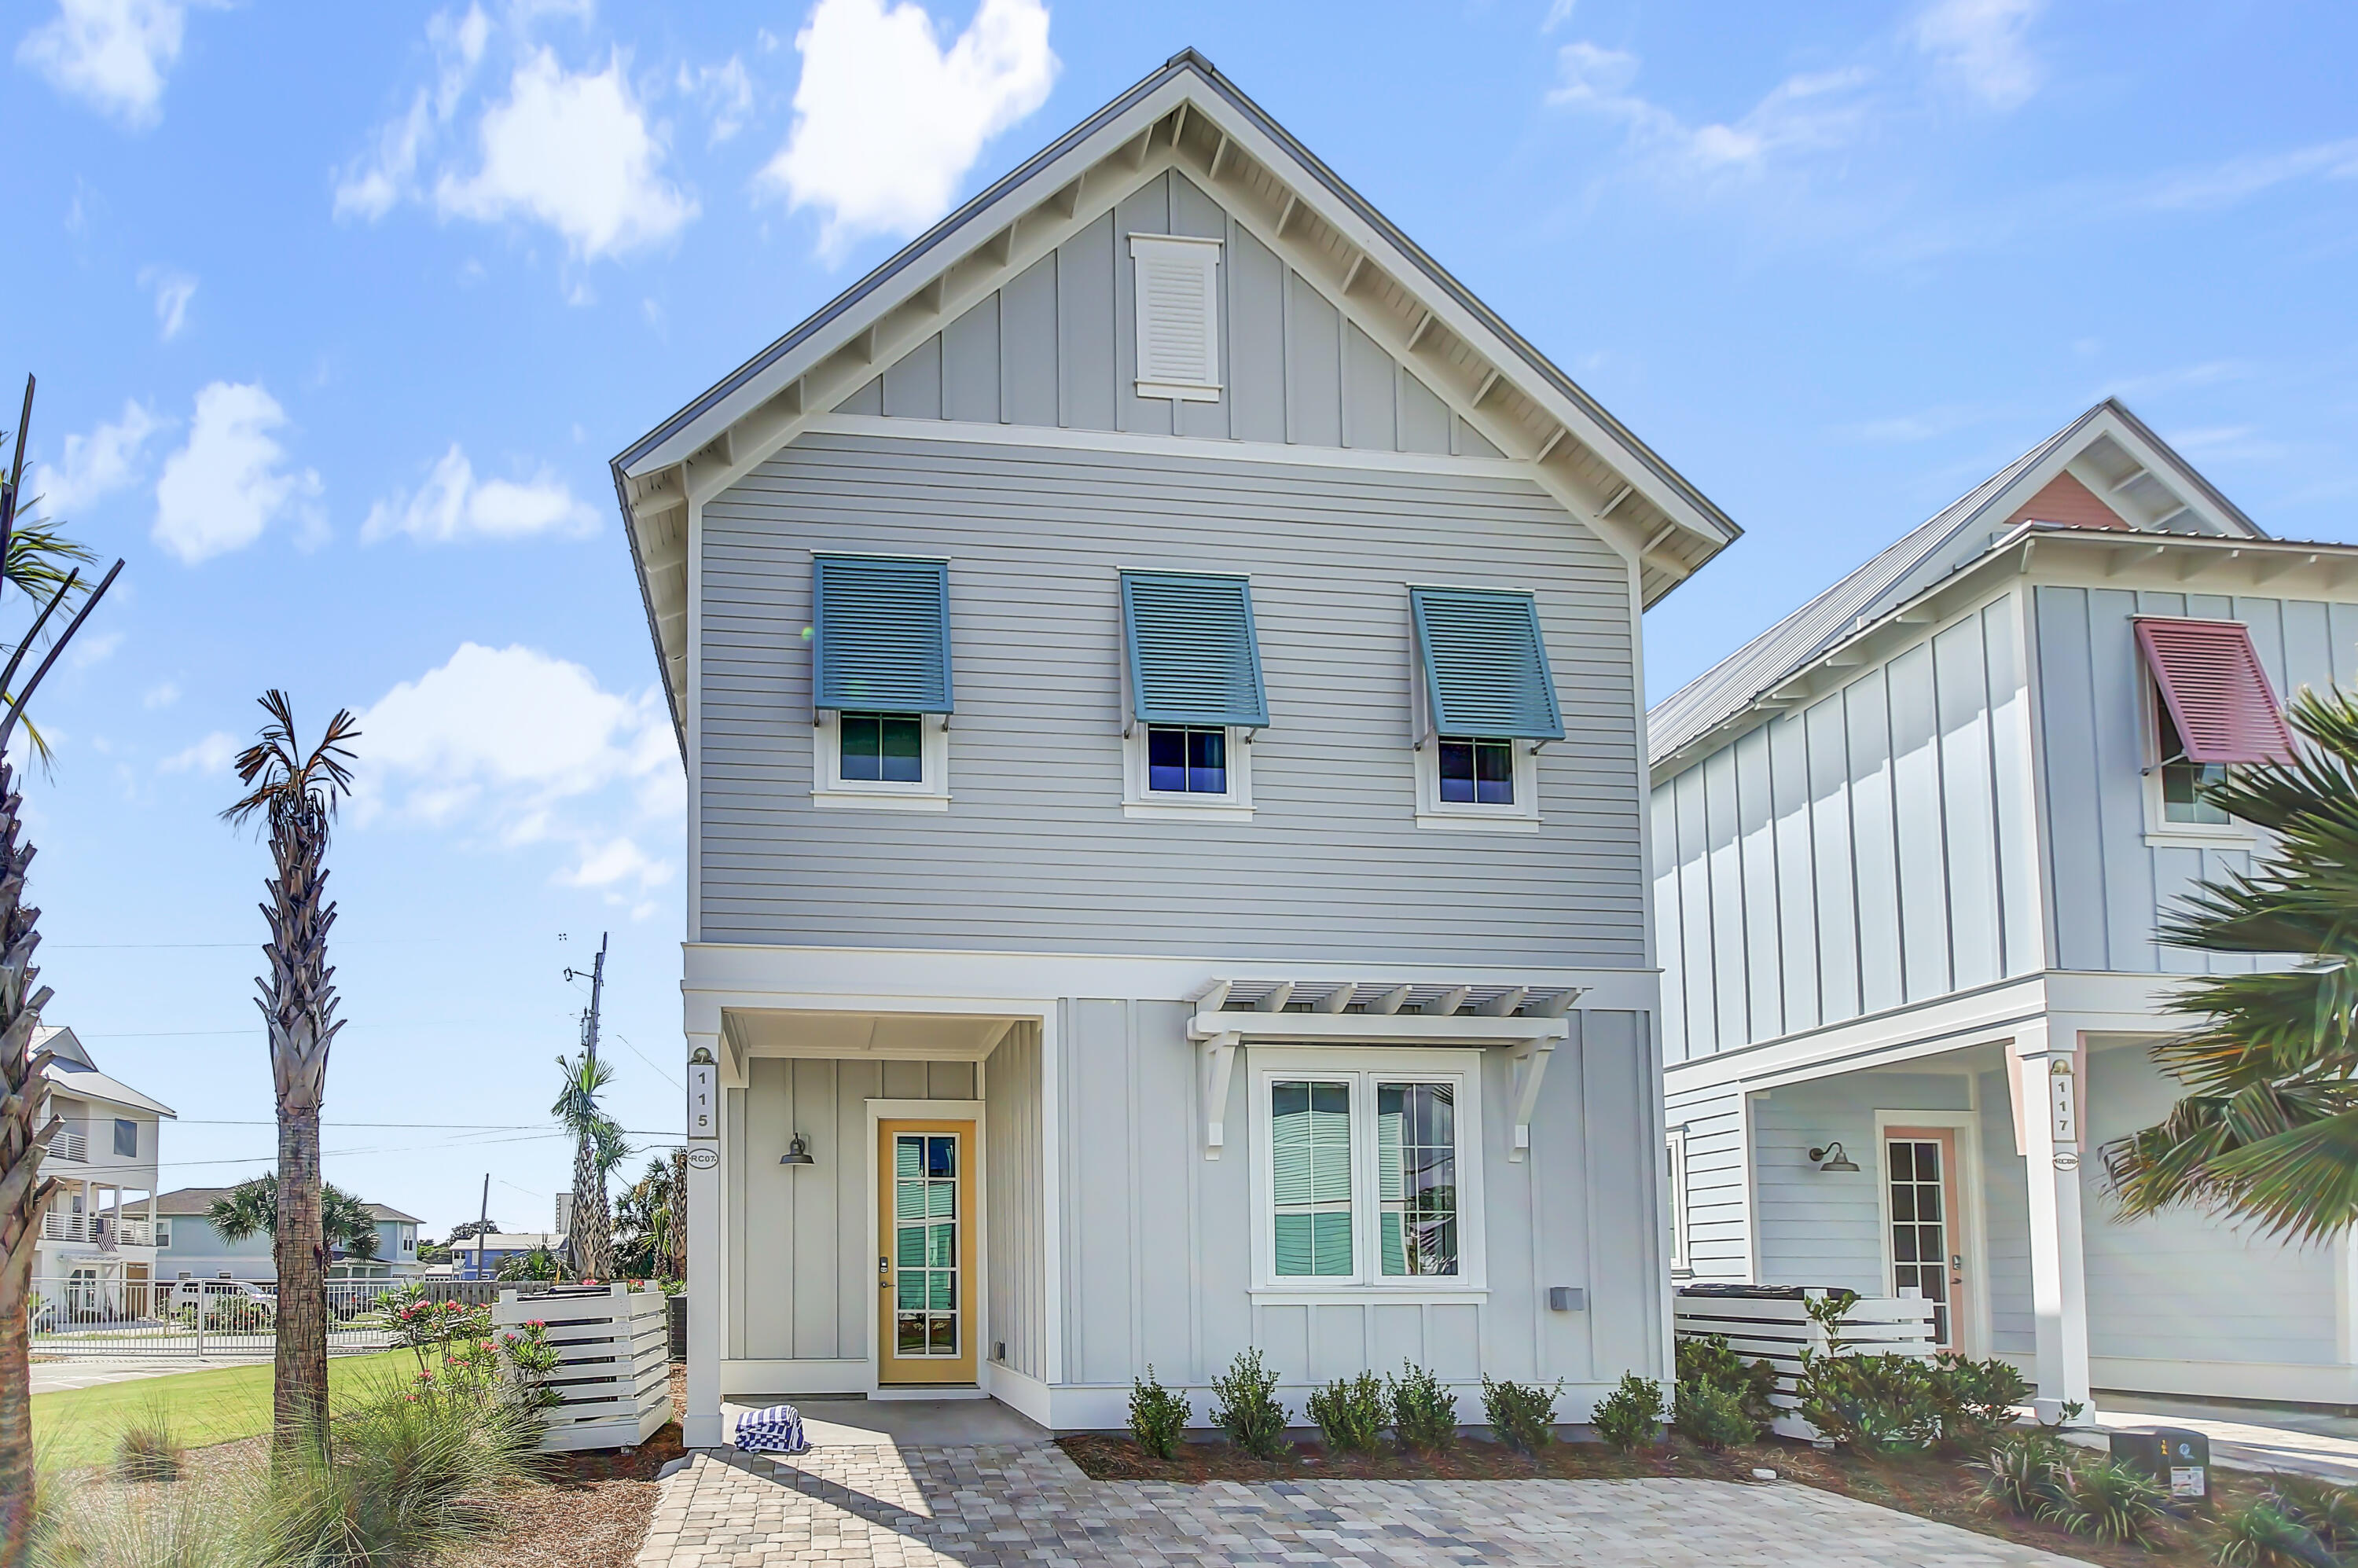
xmin=34 ymin=1350 xmax=421 ymax=1469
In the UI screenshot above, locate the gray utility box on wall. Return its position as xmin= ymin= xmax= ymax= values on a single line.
xmin=2110 ymin=1428 xmax=2209 ymax=1500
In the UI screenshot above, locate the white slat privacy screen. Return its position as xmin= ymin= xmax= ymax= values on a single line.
xmin=1129 ymin=233 xmax=1222 ymax=402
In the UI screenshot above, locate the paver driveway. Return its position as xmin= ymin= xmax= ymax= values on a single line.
xmin=634 ymin=1441 xmax=2092 ymax=1566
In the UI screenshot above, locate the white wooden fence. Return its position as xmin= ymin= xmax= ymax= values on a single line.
xmin=1673 ymin=1289 xmax=1937 ymax=1441
xmin=495 ymin=1283 xmax=670 ymax=1452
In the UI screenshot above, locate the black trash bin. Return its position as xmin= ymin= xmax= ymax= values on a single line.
xmin=2110 ymin=1427 xmax=2209 ymax=1500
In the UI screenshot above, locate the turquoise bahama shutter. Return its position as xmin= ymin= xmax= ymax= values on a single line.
xmin=813 ymin=555 xmax=953 ymax=714
xmin=1409 ymin=586 xmax=1563 ymax=740
xmin=1120 ymin=571 xmax=1269 ymax=728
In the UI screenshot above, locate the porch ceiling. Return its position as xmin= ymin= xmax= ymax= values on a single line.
xmin=720 ymin=1008 xmax=1019 ymax=1065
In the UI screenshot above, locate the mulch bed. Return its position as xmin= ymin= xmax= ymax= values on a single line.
xmin=1060 ymin=1432 xmax=2298 ymax=1567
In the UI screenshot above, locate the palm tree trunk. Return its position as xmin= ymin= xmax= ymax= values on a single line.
xmin=272 ymin=1102 xmax=328 ymax=1449
xmin=0 ymin=759 xmax=59 ymax=1568
xmin=573 ymin=1133 xmax=611 ymax=1280
xmin=668 ymin=1146 xmax=687 ymax=1281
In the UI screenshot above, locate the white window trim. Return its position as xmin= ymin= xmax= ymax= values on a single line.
xmin=1122 ymin=722 xmax=1254 ymax=821
xmin=2138 ymin=676 xmax=2255 ymax=850
xmin=1246 ymin=1046 xmax=1487 ymax=1298
xmin=1414 ymin=737 xmax=1540 ymax=833
xmin=1666 ymin=1126 xmax=1691 ymax=1277
xmin=813 ymin=709 xmax=951 ymax=812
xmin=1128 ymin=233 xmax=1222 ymax=402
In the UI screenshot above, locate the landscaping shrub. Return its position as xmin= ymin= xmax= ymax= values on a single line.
xmin=1128 ymin=1366 xmax=1192 ymax=1460
xmin=1306 ymin=1372 xmax=1387 ymax=1455
xmin=1479 ymin=1376 xmax=1564 ymax=1455
xmin=1589 ymin=1372 xmax=1664 ymax=1452
xmin=1207 ymin=1348 xmax=1291 ymax=1460
xmin=2036 ymin=1456 xmax=2172 ymax=1548
xmin=1674 ymin=1334 xmax=1778 ymax=1427
xmin=2271 ymin=1475 xmax=2358 ymax=1556
xmin=112 ymin=1398 xmax=185 ymax=1483
xmin=1387 ymin=1361 xmax=1459 ymax=1452
xmin=1671 ymin=1379 xmax=1759 ymax=1452
xmin=2213 ymin=1497 xmax=2330 ymax=1568
xmin=1925 ymin=1353 xmax=2033 ymax=1445
xmin=1972 ymin=1430 xmax=2070 ymax=1519
xmin=34 ymin=1469 xmax=263 ymax=1568
xmin=1793 ymin=1350 xmax=1945 ymax=1454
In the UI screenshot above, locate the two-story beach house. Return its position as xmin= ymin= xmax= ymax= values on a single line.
xmin=1652 ymin=399 xmax=2358 ymax=1416
xmin=156 ymin=1188 xmax=426 ymax=1284
xmin=612 ymin=52 xmax=1739 ymax=1443
xmin=34 ymin=1025 xmax=174 ymax=1320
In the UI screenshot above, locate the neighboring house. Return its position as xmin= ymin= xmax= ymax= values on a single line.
xmin=451 ymin=1232 xmax=565 ymax=1280
xmin=33 ymin=1026 xmax=174 ymax=1320
xmin=156 ymin=1188 xmax=425 ymax=1283
xmin=1651 ymin=398 xmax=2358 ymax=1416
xmin=612 ymin=51 xmax=1738 ymax=1444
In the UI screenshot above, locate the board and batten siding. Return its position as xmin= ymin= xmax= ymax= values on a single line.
xmin=1052 ymin=998 xmax=1661 ymax=1402
xmin=699 ymin=431 xmax=1644 ymax=963
xmin=725 ymin=1057 xmax=976 ymax=1365
xmin=2033 ymin=586 xmax=2358 ymax=974
xmin=984 ymin=1023 xmax=1047 ymax=1383
xmin=1653 ymin=595 xmax=2039 ymax=1061
xmin=836 ymin=169 xmax=1504 ymax=462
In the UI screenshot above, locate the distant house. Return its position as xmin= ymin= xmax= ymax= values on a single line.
xmin=34 ymin=1026 xmax=174 ymax=1320
xmin=1652 ymin=400 xmax=2358 ymax=1415
xmin=450 ymin=1232 xmax=565 ymax=1280
xmin=156 ymin=1188 xmax=425 ymax=1283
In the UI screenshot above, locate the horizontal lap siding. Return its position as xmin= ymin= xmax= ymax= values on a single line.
xmin=1666 ymin=1084 xmax=1748 ymax=1280
xmin=700 ymin=432 xmax=1643 ymax=961
xmin=2034 ymin=586 xmax=2358 ymax=973
xmin=1651 ymin=595 xmax=2033 ymax=1058
xmin=1752 ymin=1074 xmax=1971 ymax=1295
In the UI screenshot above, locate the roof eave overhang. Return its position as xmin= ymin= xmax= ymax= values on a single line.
xmin=1651 ymin=527 xmax=2358 ymax=782
xmin=612 ymin=50 xmax=1739 ymax=745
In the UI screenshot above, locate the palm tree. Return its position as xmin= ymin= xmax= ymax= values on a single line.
xmin=553 ymin=1050 xmax=627 ymax=1280
xmin=0 ymin=373 xmax=124 ymax=1568
xmin=2104 ymin=684 xmax=2358 ymax=1242
xmin=222 ymin=690 xmax=359 ymax=1459
xmin=613 ymin=1154 xmax=681 ymax=1280
xmin=206 ymin=1175 xmax=384 ymax=1262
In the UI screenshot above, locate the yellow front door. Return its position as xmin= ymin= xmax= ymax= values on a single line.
xmin=876 ymin=1120 xmax=975 ymax=1385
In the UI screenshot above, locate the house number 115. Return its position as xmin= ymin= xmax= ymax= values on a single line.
xmin=688 ymin=1046 xmax=718 ymax=1140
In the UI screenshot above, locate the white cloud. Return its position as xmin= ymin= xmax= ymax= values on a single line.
xmin=758 ymin=0 xmax=1057 ymax=255
xmin=151 ymin=381 xmax=322 ymax=565
xmin=16 ymin=0 xmax=203 ymax=128
xmin=2135 ymin=138 xmax=2358 ymax=212
xmin=141 ymin=266 xmax=196 ymax=340
xmin=435 ymin=47 xmax=697 ymax=259
xmin=1541 ymin=0 xmax=1577 ymax=32
xmin=362 ymin=444 xmax=598 ymax=545
xmin=1547 ymin=41 xmax=1869 ymax=177
xmin=334 ymin=5 xmax=490 ymax=221
xmin=1912 ymin=0 xmax=2042 ymax=110
xmin=680 ymin=55 xmax=754 ymax=145
xmin=159 ymin=729 xmax=237 ymax=776
xmin=32 ymin=398 xmax=162 ymax=515
xmin=355 ymin=641 xmax=680 ymax=890
xmin=68 ymin=630 xmax=122 ymax=669
xmin=143 ymin=680 xmax=179 ymax=708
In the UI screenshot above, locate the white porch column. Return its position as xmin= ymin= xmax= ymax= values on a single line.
xmin=2012 ymin=1018 xmax=2093 ymax=1420
xmin=684 ymin=1037 xmax=724 ymax=1449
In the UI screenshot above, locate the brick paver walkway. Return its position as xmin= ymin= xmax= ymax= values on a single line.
xmin=634 ymin=1441 xmax=2089 ymax=1566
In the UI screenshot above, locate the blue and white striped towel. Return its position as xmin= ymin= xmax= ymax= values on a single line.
xmin=732 ymin=1405 xmax=810 ymax=1456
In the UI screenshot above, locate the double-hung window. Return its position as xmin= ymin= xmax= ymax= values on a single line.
xmin=1120 ymin=570 xmax=1266 ymax=818
xmin=2133 ymin=616 xmax=2293 ymax=845
xmin=1252 ymin=1051 xmax=1485 ymax=1294
xmin=810 ymin=553 xmax=953 ymax=810
xmin=1409 ymin=586 xmax=1563 ymax=831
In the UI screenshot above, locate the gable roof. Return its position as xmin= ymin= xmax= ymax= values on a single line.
xmin=612 ymin=49 xmax=1739 ymax=747
xmin=1646 ymin=398 xmax=2263 ymax=774
xmin=156 ymin=1188 xmax=417 ymax=1222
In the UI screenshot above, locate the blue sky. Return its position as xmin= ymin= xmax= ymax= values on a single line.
xmin=6 ymin=0 xmax=2353 ymax=1239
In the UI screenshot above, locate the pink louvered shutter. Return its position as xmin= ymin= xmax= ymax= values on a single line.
xmin=2134 ymin=617 xmax=2297 ymax=764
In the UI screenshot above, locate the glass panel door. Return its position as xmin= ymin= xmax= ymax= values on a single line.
xmin=1886 ymin=1129 xmax=1962 ymax=1351
xmin=877 ymin=1120 xmax=975 ymax=1385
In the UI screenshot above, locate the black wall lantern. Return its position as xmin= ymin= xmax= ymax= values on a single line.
xmin=1808 ymin=1140 xmax=1860 ymax=1173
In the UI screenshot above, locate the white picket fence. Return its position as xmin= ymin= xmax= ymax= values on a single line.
xmin=1673 ymin=1289 xmax=1937 ymax=1441
xmin=495 ymin=1283 xmax=670 ymax=1452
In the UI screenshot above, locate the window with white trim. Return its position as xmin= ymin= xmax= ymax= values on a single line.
xmin=1251 ymin=1050 xmax=1485 ymax=1293
xmin=1409 ymin=586 xmax=1559 ymax=832
xmin=1118 ymin=570 xmax=1264 ymax=819
xmin=810 ymin=553 xmax=954 ymax=811
xmin=1129 ymin=234 xmax=1221 ymax=402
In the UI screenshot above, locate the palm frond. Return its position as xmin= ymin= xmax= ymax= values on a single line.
xmin=221 ymin=689 xmax=361 ymax=836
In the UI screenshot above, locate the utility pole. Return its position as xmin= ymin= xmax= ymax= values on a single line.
xmin=582 ymin=932 xmax=607 ymax=1068
xmin=474 ymin=1173 xmax=489 ymax=1283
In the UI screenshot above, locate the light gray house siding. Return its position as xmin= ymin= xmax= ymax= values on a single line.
xmin=1654 ymin=595 xmax=2038 ymax=1060
xmin=1664 ymin=1082 xmax=1749 ymax=1280
xmin=2033 ymin=586 xmax=2358 ymax=974
xmin=835 ymin=170 xmax=1504 ymax=462
xmin=984 ymin=1023 xmax=1047 ymax=1383
xmin=699 ymin=430 xmax=1644 ymax=963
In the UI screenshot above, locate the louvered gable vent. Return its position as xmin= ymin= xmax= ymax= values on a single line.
xmin=2135 ymin=616 xmax=2294 ymax=764
xmin=1129 ymin=234 xmax=1221 ymax=402
xmin=812 ymin=555 xmax=953 ymax=714
xmin=1411 ymin=587 xmax=1564 ymax=741
xmin=1121 ymin=571 xmax=1268 ymax=728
